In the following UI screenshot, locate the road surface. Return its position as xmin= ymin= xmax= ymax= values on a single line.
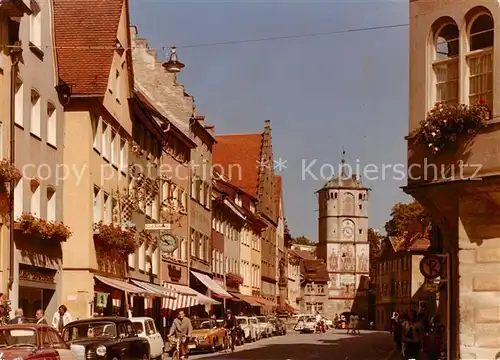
xmin=188 ymin=329 xmax=399 ymax=360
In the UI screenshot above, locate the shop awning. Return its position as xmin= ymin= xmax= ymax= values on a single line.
xmin=131 ymin=279 xmax=176 ymax=299
xmin=95 ymin=275 xmax=155 ymax=295
xmin=162 ymin=283 xmax=219 ymax=310
xmin=256 ymin=297 xmax=276 ymax=307
xmin=229 ymin=292 xmax=262 ymax=306
xmin=190 ymin=271 xmax=232 ymax=299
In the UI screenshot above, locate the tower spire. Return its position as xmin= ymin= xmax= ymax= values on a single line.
xmin=340 ymin=147 xmax=347 ymax=177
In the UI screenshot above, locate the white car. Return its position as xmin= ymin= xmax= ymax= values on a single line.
xmin=236 ymin=316 xmax=257 ymax=342
xmin=248 ymin=316 xmax=261 ymax=340
xmin=131 ymin=317 xmax=164 ymax=359
xmin=295 ymin=316 xmax=316 ymax=333
xmin=256 ymin=316 xmax=273 ymax=337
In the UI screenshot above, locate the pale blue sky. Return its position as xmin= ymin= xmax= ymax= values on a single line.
xmin=130 ymin=0 xmax=411 ymax=240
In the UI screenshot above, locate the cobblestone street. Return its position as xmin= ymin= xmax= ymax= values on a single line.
xmin=189 ymin=330 xmax=397 ymax=360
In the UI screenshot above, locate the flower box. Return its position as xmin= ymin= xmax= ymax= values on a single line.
xmin=226 ymin=272 xmax=244 ymax=286
xmin=16 ymin=213 xmax=72 ymax=242
xmin=411 ymin=102 xmax=490 ymax=155
xmin=93 ymin=221 xmax=138 ymax=257
xmin=0 ymin=159 xmax=22 ymax=184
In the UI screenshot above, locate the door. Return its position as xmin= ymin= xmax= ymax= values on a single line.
xmin=146 ymin=319 xmax=163 ymax=358
xmin=116 ymin=323 xmax=131 ymax=360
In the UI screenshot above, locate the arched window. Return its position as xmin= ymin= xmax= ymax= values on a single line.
xmin=467 ymin=11 xmax=494 ymax=107
xmin=432 ymin=20 xmax=459 ymax=105
xmin=342 ymin=193 xmax=355 ymax=216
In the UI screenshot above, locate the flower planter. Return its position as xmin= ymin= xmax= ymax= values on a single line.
xmin=93 ymin=222 xmax=138 ymax=257
xmin=226 ymin=272 xmax=244 ymax=287
xmin=15 ymin=213 xmax=72 ymax=242
xmin=0 ymin=159 xmax=22 ymax=184
xmin=411 ymin=102 xmax=489 ymax=155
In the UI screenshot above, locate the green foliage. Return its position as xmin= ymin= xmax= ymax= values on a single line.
xmin=384 ymin=201 xmax=427 ymax=237
xmin=291 ymin=235 xmax=315 ymax=246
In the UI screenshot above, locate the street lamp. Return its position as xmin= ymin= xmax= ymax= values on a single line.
xmin=162 ymin=46 xmax=185 ymax=73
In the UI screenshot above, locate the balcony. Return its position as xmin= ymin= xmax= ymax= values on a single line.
xmin=0 ymin=0 xmax=31 ymax=17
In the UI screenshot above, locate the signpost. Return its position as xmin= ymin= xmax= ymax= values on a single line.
xmin=144 ymin=223 xmax=171 ymax=231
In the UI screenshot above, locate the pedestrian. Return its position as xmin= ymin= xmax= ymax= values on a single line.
xmin=52 ymin=305 xmax=73 ymax=332
xmin=391 ymin=312 xmax=403 ymax=352
xmin=347 ymin=314 xmax=355 ymax=334
xmin=353 ymin=314 xmax=360 ymax=334
xmin=35 ymin=309 xmax=48 ymax=324
xmin=8 ymin=309 xmax=26 ymax=324
xmin=168 ymin=310 xmax=193 ymax=360
xmin=402 ymin=309 xmax=424 ymax=360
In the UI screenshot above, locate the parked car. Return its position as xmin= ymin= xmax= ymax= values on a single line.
xmin=256 ymin=316 xmax=273 ymax=338
xmin=0 ymin=324 xmax=77 ymax=360
xmin=187 ymin=318 xmax=226 ymax=353
xmin=235 ymin=316 xmax=257 ymax=342
xmin=269 ymin=318 xmax=286 ymax=335
xmin=301 ymin=317 xmax=317 ymax=333
xmin=130 ymin=317 xmax=164 ymax=359
xmin=62 ymin=316 xmax=150 ymax=360
xmin=248 ymin=317 xmax=261 ymax=340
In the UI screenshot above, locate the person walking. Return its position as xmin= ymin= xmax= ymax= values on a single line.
xmin=35 ymin=309 xmax=48 ymax=324
xmin=52 ymin=305 xmax=72 ymax=332
xmin=347 ymin=314 xmax=355 ymax=334
xmin=168 ymin=310 xmax=193 ymax=360
xmin=353 ymin=314 xmax=360 ymax=334
xmin=391 ymin=312 xmax=403 ymax=353
xmin=402 ymin=309 xmax=424 ymax=360
xmin=8 ymin=309 xmax=26 ymax=324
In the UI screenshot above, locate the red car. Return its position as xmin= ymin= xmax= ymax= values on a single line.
xmin=0 ymin=324 xmax=77 ymax=360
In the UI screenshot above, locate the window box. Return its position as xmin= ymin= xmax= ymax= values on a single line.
xmin=93 ymin=221 xmax=138 ymax=257
xmin=16 ymin=213 xmax=72 ymax=242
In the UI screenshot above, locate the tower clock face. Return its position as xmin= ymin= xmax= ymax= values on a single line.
xmin=342 ymin=227 xmax=353 ymax=238
xmin=341 ymin=220 xmax=355 ymax=239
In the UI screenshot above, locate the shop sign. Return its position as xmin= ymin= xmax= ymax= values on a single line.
xmin=145 ymin=223 xmax=171 ymax=231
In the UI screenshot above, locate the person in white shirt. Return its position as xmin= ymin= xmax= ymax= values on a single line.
xmin=315 ymin=311 xmax=322 ymax=324
xmin=52 ymin=305 xmax=72 ymax=332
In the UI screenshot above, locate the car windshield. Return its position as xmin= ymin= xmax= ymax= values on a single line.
xmin=132 ymin=322 xmax=144 ymax=334
xmin=192 ymin=319 xmax=212 ymax=330
xmin=63 ymin=322 xmax=117 ymax=341
xmin=257 ymin=317 xmax=266 ymax=322
xmin=0 ymin=328 xmax=37 ymax=348
xmin=306 ymin=317 xmax=315 ymax=322
xmin=237 ymin=319 xmax=247 ymax=325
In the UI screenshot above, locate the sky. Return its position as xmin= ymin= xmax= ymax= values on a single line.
xmin=130 ymin=0 xmax=412 ymax=240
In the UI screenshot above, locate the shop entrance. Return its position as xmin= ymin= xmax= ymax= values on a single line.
xmin=19 ymin=287 xmax=55 ymax=320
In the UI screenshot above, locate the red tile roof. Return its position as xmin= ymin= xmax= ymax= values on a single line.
xmin=290 ymin=249 xmax=316 ymax=261
xmin=274 ymin=175 xmax=282 ymax=219
xmin=53 ymin=0 xmax=123 ymax=95
xmin=302 ymin=259 xmax=329 ymax=282
xmin=212 ymin=134 xmax=262 ymax=196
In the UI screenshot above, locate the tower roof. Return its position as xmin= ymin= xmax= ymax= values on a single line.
xmin=319 ymin=150 xmax=369 ymax=191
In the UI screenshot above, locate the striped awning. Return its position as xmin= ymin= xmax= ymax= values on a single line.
xmin=256 ymin=297 xmax=276 ymax=307
xmin=162 ymin=283 xmax=221 ymax=310
xmin=229 ymin=292 xmax=262 ymax=306
xmin=191 ymin=271 xmax=232 ymax=298
xmin=95 ymin=275 xmax=155 ymax=295
xmin=131 ymin=279 xmax=176 ymax=299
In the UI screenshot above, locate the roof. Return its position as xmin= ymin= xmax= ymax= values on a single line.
xmin=274 ymin=175 xmax=282 ymax=220
xmin=389 ymin=235 xmax=430 ymax=253
xmin=290 ymin=249 xmax=316 ymax=261
xmin=213 ymin=133 xmax=263 ymax=196
xmin=53 ymin=0 xmax=124 ymax=95
xmin=65 ymin=316 xmax=131 ymax=325
xmin=302 ymin=259 xmax=329 ymax=282
xmin=321 ymin=172 xmax=368 ymax=190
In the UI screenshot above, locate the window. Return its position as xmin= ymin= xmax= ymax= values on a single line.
xmin=92 ymin=115 xmax=101 ymax=152
xmin=119 ymin=139 xmax=127 ymax=171
xmin=14 ymin=178 xmax=24 ymax=219
xmin=93 ymin=186 xmax=101 ymax=223
xmin=115 ymin=71 xmax=121 ymax=102
xmin=30 ymin=180 xmax=41 ymax=217
xmin=433 ymin=22 xmax=459 ymax=105
xmin=306 ymin=284 xmax=313 ymax=293
xmin=467 ymin=13 xmax=494 ymax=107
xmin=139 ymin=242 xmax=145 ymax=271
xmin=29 ymin=0 xmax=41 ymax=48
xmin=101 ymin=122 xmax=110 ymax=159
xmin=342 ymin=193 xmax=354 ymax=216
xmin=317 ymin=303 xmax=324 ymax=312
xmin=317 ymin=285 xmax=325 ymax=294
xmin=111 ymin=131 xmax=119 ymax=166
xmin=30 ymin=90 xmax=41 ymax=137
xmin=47 ymin=187 xmax=56 ymax=221
xmin=306 ymin=304 xmax=312 ymax=312
xmin=103 ymin=193 xmax=112 ymax=224
xmin=14 ymin=77 xmax=23 ymax=126
xmin=47 ymin=103 xmax=56 ymax=146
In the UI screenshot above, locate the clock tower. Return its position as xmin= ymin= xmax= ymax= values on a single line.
xmin=316 ymin=152 xmax=370 ymax=318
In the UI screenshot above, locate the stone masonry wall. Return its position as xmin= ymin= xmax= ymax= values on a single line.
xmin=458 ymin=213 xmax=500 ymax=360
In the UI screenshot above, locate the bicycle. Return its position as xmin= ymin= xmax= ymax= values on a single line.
xmin=225 ymin=328 xmax=235 ymax=353
xmin=168 ymin=335 xmax=189 ymax=360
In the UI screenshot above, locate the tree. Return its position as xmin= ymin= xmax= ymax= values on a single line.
xmin=367 ymin=228 xmax=383 ymax=257
xmin=384 ymin=201 xmax=427 ymax=237
xmin=292 ymin=235 xmax=315 ymax=246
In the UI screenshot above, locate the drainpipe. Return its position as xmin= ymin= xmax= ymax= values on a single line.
xmin=7 ymin=42 xmax=22 ymax=293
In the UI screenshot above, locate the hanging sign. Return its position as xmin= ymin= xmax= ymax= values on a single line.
xmin=145 ymin=223 xmax=171 ymax=231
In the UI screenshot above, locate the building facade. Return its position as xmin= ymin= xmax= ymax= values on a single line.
xmin=374 ymin=237 xmax=431 ymax=330
xmin=300 ymin=259 xmax=329 ymax=314
xmin=9 ymin=0 xmax=67 ymax=319
xmin=213 ymin=120 xmax=278 ymax=305
xmin=404 ymin=1 xmax=500 ymax=358
xmin=317 ymin=159 xmax=370 ymax=319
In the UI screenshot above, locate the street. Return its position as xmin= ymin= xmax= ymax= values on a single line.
xmin=189 ymin=330 xmax=398 ymax=360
